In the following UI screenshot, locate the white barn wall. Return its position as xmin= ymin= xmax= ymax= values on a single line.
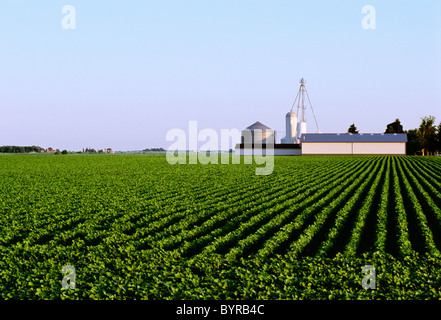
xmin=352 ymin=142 xmax=406 ymax=155
xmin=302 ymin=142 xmax=406 ymax=155
xmin=302 ymin=142 xmax=352 ymax=155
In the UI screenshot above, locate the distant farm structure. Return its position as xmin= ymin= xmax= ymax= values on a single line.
xmin=235 ymin=78 xmax=408 ymax=156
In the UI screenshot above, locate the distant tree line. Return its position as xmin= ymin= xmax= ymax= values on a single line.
xmin=348 ymin=116 xmax=441 ymax=156
xmin=143 ymin=148 xmax=165 ymax=152
xmin=0 ymin=145 xmax=43 ymax=153
xmin=81 ymin=148 xmax=115 ymax=154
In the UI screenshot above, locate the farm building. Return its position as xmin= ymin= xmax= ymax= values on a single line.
xmin=234 ymin=78 xmax=408 ymax=156
xmin=235 ymin=130 xmax=407 ymax=156
xmin=300 ymin=133 xmax=408 ymax=155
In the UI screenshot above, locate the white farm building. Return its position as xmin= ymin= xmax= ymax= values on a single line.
xmin=234 ymin=127 xmax=407 ymax=156
xmin=234 ymin=78 xmax=408 ymax=156
xmin=300 ymin=133 xmax=408 ymax=155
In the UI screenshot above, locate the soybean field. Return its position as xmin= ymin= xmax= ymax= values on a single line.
xmin=1 ymin=155 xmax=441 ymax=299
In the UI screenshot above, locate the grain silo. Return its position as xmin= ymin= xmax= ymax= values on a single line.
xmin=281 ymin=111 xmax=297 ymax=144
xmin=240 ymin=121 xmax=275 ymax=145
xmin=235 ymin=120 xmax=302 ymax=156
xmin=297 ymin=120 xmax=307 ymax=138
xmin=235 ymin=121 xmax=279 ymax=156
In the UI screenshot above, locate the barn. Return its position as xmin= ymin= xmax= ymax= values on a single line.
xmin=300 ymin=133 xmax=408 ymax=155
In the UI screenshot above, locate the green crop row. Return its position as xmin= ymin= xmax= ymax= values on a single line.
xmin=212 ymin=158 xmax=369 ymax=260
xmin=374 ymin=157 xmax=391 ymax=253
xmin=283 ymin=158 xmax=379 ymax=260
xmin=323 ymin=157 xmax=386 ymax=257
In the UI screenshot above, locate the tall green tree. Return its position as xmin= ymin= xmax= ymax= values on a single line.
xmin=385 ymin=118 xmax=404 ymax=133
xmin=406 ymin=129 xmax=422 ymax=155
xmin=347 ymin=123 xmax=359 ymax=134
xmin=417 ymin=116 xmax=437 ymax=156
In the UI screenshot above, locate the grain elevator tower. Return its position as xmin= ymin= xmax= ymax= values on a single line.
xmin=293 ymin=78 xmax=320 ymax=142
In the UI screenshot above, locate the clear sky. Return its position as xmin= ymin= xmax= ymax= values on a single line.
xmin=0 ymin=0 xmax=440 ymax=151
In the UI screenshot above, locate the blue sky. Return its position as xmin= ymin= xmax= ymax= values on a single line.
xmin=0 ymin=0 xmax=440 ymax=151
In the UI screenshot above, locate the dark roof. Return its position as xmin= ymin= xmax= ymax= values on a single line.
xmin=301 ymin=133 xmax=408 ymax=143
xmin=246 ymin=121 xmax=272 ymax=131
xmin=236 ymin=143 xmax=301 ymax=149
